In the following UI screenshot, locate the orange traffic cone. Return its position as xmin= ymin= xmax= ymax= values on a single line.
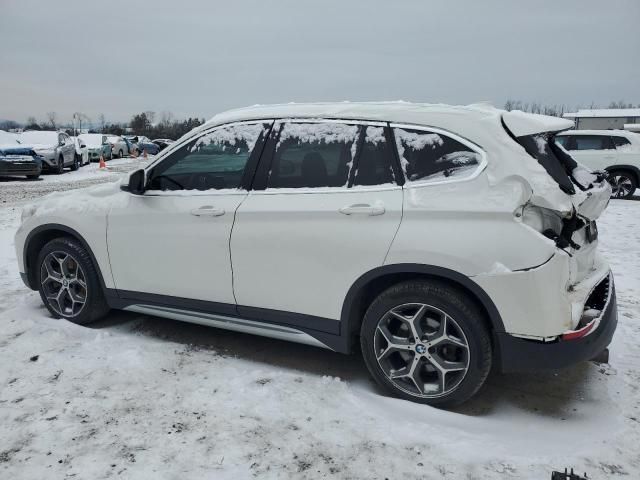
xmin=99 ymin=155 xmax=106 ymax=169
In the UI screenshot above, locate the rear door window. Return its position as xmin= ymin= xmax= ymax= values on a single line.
xmin=392 ymin=126 xmax=483 ymax=184
xmin=266 ymin=122 xmax=360 ymax=189
xmin=573 ymin=135 xmax=614 ymax=151
xmin=352 ymin=126 xmax=397 ymax=187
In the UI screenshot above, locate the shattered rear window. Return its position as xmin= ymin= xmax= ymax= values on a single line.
xmin=514 ymin=132 xmax=577 ymax=195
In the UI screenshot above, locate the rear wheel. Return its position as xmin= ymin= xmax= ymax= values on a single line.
xmin=70 ymin=155 xmax=80 ymax=171
xmin=360 ymin=280 xmax=492 ymax=407
xmin=55 ymin=155 xmax=64 ymax=174
xmin=36 ymin=237 xmax=110 ymax=325
xmin=608 ymin=170 xmax=637 ymax=199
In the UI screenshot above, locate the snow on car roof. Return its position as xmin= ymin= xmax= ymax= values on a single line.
xmin=202 ymin=101 xmax=572 ymax=144
xmin=563 ymin=108 xmax=640 ymax=118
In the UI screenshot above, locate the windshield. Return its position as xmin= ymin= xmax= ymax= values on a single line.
xmin=107 ymin=136 xmax=121 ymax=143
xmin=79 ymin=134 xmax=104 ymax=147
xmin=20 ymin=131 xmax=58 ymax=146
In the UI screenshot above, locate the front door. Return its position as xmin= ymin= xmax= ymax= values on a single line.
xmin=107 ymin=121 xmax=271 ymax=306
xmin=230 ymin=120 xmax=404 ymax=325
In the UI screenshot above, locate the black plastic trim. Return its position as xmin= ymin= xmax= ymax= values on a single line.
xmin=384 ymin=125 xmax=406 ymax=186
xmin=496 ymin=277 xmax=617 ymax=372
xmin=605 ymin=164 xmax=640 ymax=184
xmin=107 ymin=289 xmax=345 ymax=351
xmin=23 ymin=224 xmax=109 ymax=292
xmin=339 ymin=263 xmax=507 ymax=350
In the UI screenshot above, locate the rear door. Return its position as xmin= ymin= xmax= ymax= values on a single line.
xmin=565 ymin=135 xmax=617 ymax=171
xmin=108 ymin=121 xmax=271 ymax=306
xmin=230 ymin=120 xmax=403 ymax=326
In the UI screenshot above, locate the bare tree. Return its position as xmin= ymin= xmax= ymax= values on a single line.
xmin=46 ymin=112 xmax=57 ymax=129
xmin=98 ymin=113 xmax=106 ymax=132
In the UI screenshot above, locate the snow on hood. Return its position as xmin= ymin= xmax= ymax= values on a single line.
xmin=20 ymin=131 xmax=58 ymax=147
xmin=25 ymin=182 xmax=128 ymax=218
xmin=502 ymin=110 xmax=574 ymax=137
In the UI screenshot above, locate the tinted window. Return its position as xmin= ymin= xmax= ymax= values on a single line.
xmin=393 ymin=127 xmax=481 ymax=183
xmin=555 ymin=136 xmax=569 ymax=148
xmin=148 ymin=123 xmax=267 ymax=191
xmin=573 ymin=135 xmax=613 ymax=151
xmin=612 ymin=136 xmax=632 ymax=149
xmin=267 ymin=122 xmax=360 ymax=188
xmin=353 ymin=126 xmax=396 ymax=186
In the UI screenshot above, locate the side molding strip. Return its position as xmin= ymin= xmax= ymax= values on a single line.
xmin=124 ymin=304 xmax=334 ymax=351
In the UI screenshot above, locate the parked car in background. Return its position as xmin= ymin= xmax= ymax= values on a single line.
xmin=71 ymin=136 xmax=89 ymax=166
xmin=127 ymin=135 xmax=160 ymax=155
xmin=19 ymin=130 xmax=77 ymax=174
xmin=79 ymin=134 xmax=112 ymax=162
xmin=0 ymin=130 xmax=42 ymax=179
xmin=15 ymin=102 xmax=617 ymax=407
xmin=152 ymin=138 xmax=175 ymax=151
xmin=122 ymin=137 xmax=134 ymax=157
xmin=107 ymin=135 xmax=129 ymax=158
xmin=556 ymin=130 xmax=640 ymax=199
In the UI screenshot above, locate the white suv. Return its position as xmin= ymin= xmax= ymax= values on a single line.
xmin=556 ymin=129 xmax=640 ymax=199
xmin=15 ymin=103 xmax=617 ymax=407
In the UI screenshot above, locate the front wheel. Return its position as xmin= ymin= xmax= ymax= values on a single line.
xmin=608 ymin=170 xmax=637 ymax=199
xmin=36 ymin=237 xmax=110 ymax=325
xmin=360 ymin=280 xmax=492 ymax=408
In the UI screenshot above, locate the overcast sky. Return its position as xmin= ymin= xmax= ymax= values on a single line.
xmin=1 ymin=0 xmax=638 ymax=125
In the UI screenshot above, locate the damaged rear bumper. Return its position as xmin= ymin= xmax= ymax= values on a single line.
xmin=496 ymin=272 xmax=617 ymax=372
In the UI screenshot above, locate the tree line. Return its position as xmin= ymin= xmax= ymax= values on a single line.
xmin=503 ymin=100 xmax=639 ymax=117
xmin=2 ymin=101 xmax=638 ymax=135
xmin=0 ymin=111 xmax=206 ymax=140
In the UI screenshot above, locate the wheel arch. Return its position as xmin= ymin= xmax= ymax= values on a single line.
xmin=605 ymin=164 xmax=640 ymax=185
xmin=24 ymin=224 xmax=108 ymax=293
xmin=340 ymin=264 xmax=506 ymax=353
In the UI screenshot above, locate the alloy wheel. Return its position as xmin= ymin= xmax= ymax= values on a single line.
xmin=374 ymin=303 xmax=470 ymax=398
xmin=609 ymin=174 xmax=634 ymax=199
xmin=40 ymin=251 xmax=87 ymax=318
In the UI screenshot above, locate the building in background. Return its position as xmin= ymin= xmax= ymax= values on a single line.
xmin=563 ymin=108 xmax=640 ymax=131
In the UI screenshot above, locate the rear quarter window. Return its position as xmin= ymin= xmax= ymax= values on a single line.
xmin=392 ymin=127 xmax=483 ymax=185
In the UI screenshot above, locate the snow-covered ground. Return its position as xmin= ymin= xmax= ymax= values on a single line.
xmin=0 ymin=167 xmax=638 ymax=479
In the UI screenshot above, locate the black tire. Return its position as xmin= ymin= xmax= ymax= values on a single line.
xmin=55 ymin=155 xmax=64 ymax=174
xmin=70 ymin=155 xmax=80 ymax=171
xmin=360 ymin=280 xmax=492 ymax=408
xmin=118 ymin=149 xmax=123 ymax=158
xmin=36 ymin=237 xmax=110 ymax=325
xmin=608 ymin=170 xmax=637 ymax=199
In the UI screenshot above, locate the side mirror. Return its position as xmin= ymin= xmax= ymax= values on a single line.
xmin=121 ymin=168 xmax=146 ymax=194
xmin=80 ymin=143 xmax=87 ymax=148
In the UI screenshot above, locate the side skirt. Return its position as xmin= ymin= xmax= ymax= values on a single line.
xmin=106 ymin=290 xmax=350 ymax=353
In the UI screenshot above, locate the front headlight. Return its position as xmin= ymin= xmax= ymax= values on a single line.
xmin=21 ymin=204 xmax=37 ymax=222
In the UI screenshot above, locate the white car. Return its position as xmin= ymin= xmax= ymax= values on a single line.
xmin=15 ymin=103 xmax=617 ymax=407
xmin=71 ymin=136 xmax=89 ymax=166
xmin=79 ymin=133 xmax=112 ymax=162
xmin=107 ymin=135 xmax=129 ymax=158
xmin=556 ymin=129 xmax=640 ymax=199
xmin=19 ymin=130 xmax=78 ymax=173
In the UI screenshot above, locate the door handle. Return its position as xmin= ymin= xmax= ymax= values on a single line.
xmin=190 ymin=205 xmax=225 ymax=217
xmin=339 ymin=203 xmax=385 ymax=216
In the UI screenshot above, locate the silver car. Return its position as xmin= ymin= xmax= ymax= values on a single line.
xmin=19 ymin=131 xmax=78 ymax=174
